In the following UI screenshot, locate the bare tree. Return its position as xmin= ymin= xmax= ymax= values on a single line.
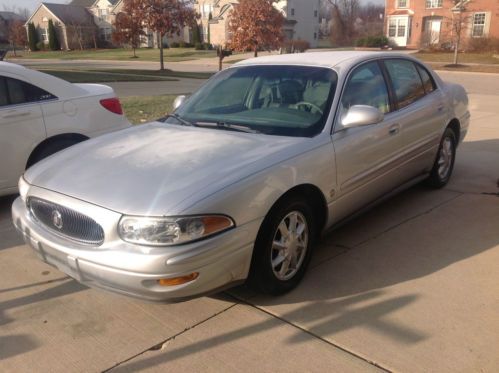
xmin=8 ymin=20 xmax=27 ymax=56
xmin=450 ymin=0 xmax=472 ymax=65
xmin=327 ymin=0 xmax=360 ymax=46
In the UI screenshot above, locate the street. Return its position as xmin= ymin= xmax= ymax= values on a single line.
xmin=0 ymin=71 xmax=498 ymax=372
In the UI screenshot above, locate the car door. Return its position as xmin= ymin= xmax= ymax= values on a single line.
xmin=330 ymin=60 xmax=409 ymax=223
xmin=0 ymin=75 xmax=47 ymax=192
xmin=382 ymin=59 xmax=447 ymax=175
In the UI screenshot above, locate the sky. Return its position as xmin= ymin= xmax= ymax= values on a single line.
xmin=1 ymin=0 xmax=385 ymax=16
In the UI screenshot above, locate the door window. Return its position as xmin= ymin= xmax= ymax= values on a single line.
xmin=384 ymin=59 xmax=425 ymax=109
xmin=1 ymin=77 xmax=56 ymax=106
xmin=341 ymin=61 xmax=390 ymax=114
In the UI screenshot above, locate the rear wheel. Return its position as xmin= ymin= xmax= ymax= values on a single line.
xmin=249 ymin=197 xmax=316 ymax=295
xmin=426 ymin=128 xmax=456 ymax=188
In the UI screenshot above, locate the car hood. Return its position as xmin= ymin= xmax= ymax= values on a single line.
xmin=25 ymin=122 xmax=307 ymax=216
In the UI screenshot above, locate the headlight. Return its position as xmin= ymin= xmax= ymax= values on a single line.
xmin=18 ymin=176 xmax=30 ymax=202
xmin=118 ymin=215 xmax=235 ymax=246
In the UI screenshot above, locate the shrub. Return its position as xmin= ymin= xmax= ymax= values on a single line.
xmin=170 ymin=42 xmax=180 ymax=48
xmin=35 ymin=41 xmax=45 ymax=51
xmin=467 ymin=37 xmax=499 ymax=53
xmin=355 ymin=35 xmax=388 ymax=48
xmin=194 ymin=42 xmax=203 ymax=50
xmin=178 ymin=41 xmax=192 ymax=48
xmin=203 ymin=42 xmax=213 ymax=50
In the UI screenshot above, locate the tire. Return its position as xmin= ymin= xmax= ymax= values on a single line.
xmin=426 ymin=127 xmax=456 ymax=188
xmin=27 ymin=138 xmax=84 ymax=168
xmin=248 ymin=196 xmax=316 ymax=295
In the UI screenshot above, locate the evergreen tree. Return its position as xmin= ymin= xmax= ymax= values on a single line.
xmin=48 ymin=19 xmax=60 ymax=50
xmin=28 ymin=22 xmax=38 ymax=51
xmin=192 ymin=23 xmax=201 ymax=44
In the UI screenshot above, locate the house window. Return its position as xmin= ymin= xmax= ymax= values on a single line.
xmin=40 ymin=28 xmax=48 ymax=42
xmin=98 ymin=8 xmax=108 ymax=21
xmin=388 ymin=19 xmax=396 ymax=37
xmin=314 ymin=10 xmax=318 ymax=17
xmin=291 ymin=8 xmax=295 ymax=16
xmin=314 ymin=32 xmax=317 ymax=39
xmin=472 ymin=12 xmax=486 ymax=37
xmin=425 ymin=0 xmax=442 ymax=8
xmin=397 ymin=0 xmax=408 ymax=8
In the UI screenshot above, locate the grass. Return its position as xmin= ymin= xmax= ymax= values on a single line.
xmin=8 ymin=48 xmax=217 ymax=62
xmin=36 ymin=68 xmax=212 ymax=83
xmin=121 ymin=95 xmax=176 ymax=124
xmin=414 ymin=51 xmax=499 ymax=65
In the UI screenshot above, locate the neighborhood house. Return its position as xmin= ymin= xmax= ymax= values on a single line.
xmin=385 ymin=0 xmax=499 ymax=48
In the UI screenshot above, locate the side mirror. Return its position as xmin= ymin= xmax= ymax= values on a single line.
xmin=173 ymin=95 xmax=187 ymax=110
xmin=341 ymin=105 xmax=384 ymax=129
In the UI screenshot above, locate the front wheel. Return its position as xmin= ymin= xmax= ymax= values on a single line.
xmin=248 ymin=197 xmax=316 ymax=295
xmin=426 ymin=128 xmax=456 ymax=188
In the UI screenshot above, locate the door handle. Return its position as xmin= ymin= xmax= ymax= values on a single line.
xmin=2 ymin=111 xmax=30 ymax=119
xmin=389 ymin=124 xmax=400 ymax=135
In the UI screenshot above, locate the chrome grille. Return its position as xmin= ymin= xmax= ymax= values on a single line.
xmin=28 ymin=197 xmax=104 ymax=246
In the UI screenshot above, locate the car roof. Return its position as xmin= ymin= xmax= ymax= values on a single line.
xmin=234 ymin=51 xmax=417 ymax=70
xmin=0 ymin=61 xmax=86 ymax=98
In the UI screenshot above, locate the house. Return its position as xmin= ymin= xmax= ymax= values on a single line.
xmin=197 ymin=0 xmax=321 ymax=48
xmin=0 ymin=11 xmax=26 ymax=43
xmin=27 ymin=0 xmax=189 ymax=50
xmin=385 ymin=0 xmax=499 ymax=49
xmin=25 ymin=2 xmax=98 ymax=50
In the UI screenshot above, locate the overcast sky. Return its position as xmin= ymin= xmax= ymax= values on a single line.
xmin=2 ymin=0 xmax=385 ymax=16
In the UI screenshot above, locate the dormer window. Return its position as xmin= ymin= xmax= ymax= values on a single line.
xmin=397 ymin=0 xmax=408 ymax=8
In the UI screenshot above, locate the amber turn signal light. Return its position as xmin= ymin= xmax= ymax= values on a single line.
xmin=157 ymin=272 xmax=199 ymax=286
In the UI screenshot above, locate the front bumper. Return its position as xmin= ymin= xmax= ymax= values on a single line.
xmin=12 ymin=192 xmax=260 ymax=302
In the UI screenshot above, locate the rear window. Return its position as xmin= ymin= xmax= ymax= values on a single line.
xmin=416 ymin=64 xmax=436 ymax=94
xmin=1 ymin=76 xmax=56 ymax=106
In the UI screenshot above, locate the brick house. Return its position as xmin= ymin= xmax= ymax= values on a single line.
xmin=197 ymin=0 xmax=320 ymax=48
xmin=26 ymin=0 xmax=188 ymax=50
xmin=25 ymin=2 xmax=98 ymax=50
xmin=385 ymin=0 xmax=498 ymax=49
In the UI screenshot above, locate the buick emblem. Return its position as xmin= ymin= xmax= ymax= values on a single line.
xmin=52 ymin=210 xmax=63 ymax=230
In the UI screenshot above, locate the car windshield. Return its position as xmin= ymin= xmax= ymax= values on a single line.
xmin=169 ymin=65 xmax=338 ymax=137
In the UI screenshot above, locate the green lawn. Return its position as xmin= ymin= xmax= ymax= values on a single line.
xmin=121 ymin=95 xmax=176 ymax=124
xmin=8 ymin=48 xmax=217 ymax=62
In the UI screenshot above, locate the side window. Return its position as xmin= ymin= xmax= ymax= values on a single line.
xmin=384 ymin=59 xmax=425 ymax=109
xmin=4 ymin=77 xmax=56 ymax=106
xmin=416 ymin=64 xmax=436 ymax=94
xmin=341 ymin=61 xmax=390 ymax=114
xmin=0 ymin=78 xmax=8 ymax=107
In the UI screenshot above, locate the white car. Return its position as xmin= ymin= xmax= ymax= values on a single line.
xmin=0 ymin=61 xmax=130 ymax=196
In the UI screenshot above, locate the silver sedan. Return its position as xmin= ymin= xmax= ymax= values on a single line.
xmin=12 ymin=52 xmax=469 ymax=301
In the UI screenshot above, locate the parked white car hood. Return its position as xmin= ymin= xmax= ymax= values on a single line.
xmin=24 ymin=122 xmax=307 ymax=216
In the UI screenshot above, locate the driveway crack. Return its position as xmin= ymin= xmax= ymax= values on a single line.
xmin=102 ymin=302 xmax=238 ymax=372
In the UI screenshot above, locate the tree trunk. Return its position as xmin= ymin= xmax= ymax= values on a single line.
xmin=12 ymin=43 xmax=17 ymax=57
xmin=254 ymin=47 xmax=258 ymax=57
xmin=159 ymin=33 xmax=164 ymax=70
xmin=133 ymin=47 xmax=137 ymax=58
xmin=453 ymin=36 xmax=459 ymax=65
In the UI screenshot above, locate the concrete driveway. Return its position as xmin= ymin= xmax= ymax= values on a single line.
xmin=0 ymin=72 xmax=498 ymax=372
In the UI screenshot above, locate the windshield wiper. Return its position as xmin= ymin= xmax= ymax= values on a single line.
xmin=163 ymin=114 xmax=195 ymax=127
xmin=194 ymin=121 xmax=260 ymax=134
